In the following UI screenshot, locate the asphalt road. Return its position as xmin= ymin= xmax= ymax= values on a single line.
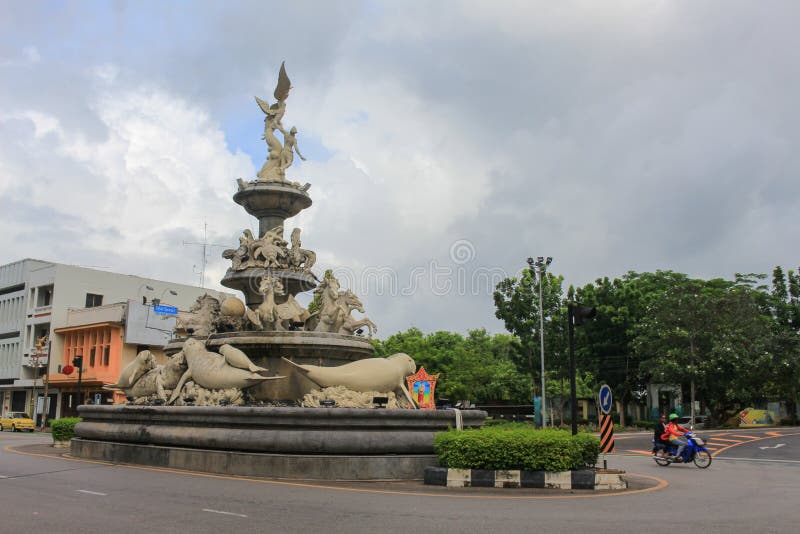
xmin=613 ymin=426 xmax=800 ymax=463
xmin=1 ymin=428 xmax=799 ymax=533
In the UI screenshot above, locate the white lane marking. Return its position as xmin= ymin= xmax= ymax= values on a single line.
xmin=0 ymin=475 xmax=7 ymax=478
xmin=759 ymin=443 xmax=785 ymax=450
xmin=712 ymin=457 xmax=800 ymax=464
xmin=77 ymin=490 xmax=107 ymax=496
xmin=202 ymin=508 xmax=248 ymax=518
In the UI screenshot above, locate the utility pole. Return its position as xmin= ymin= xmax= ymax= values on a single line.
xmin=567 ymin=302 xmax=597 ymax=435
xmin=30 ymin=336 xmax=46 ymax=425
xmin=74 ymin=354 xmax=84 ymax=412
xmin=40 ymin=340 xmax=51 ymax=430
xmin=182 ymin=220 xmax=229 ymax=288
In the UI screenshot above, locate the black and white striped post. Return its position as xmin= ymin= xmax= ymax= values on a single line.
xmin=598 ymin=384 xmax=614 ymax=469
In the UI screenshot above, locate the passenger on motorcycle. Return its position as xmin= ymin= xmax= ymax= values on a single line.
xmin=662 ymin=413 xmax=690 ymax=460
xmin=652 ymin=414 xmax=668 ymax=457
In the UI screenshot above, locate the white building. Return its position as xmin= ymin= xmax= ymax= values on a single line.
xmin=0 ymin=258 xmax=229 ymax=421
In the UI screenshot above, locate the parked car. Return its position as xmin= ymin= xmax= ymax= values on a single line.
xmin=0 ymin=412 xmax=35 ymax=432
xmin=674 ymin=415 xmax=707 ymax=429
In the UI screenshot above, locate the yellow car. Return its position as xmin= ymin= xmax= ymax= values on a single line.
xmin=1 ymin=412 xmax=35 ymax=432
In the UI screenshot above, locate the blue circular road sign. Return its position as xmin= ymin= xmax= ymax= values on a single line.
xmin=599 ymin=385 xmax=613 ymax=415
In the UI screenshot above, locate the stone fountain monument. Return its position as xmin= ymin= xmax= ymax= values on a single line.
xmin=71 ymin=63 xmax=486 ymax=480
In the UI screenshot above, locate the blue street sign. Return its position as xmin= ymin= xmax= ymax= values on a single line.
xmin=599 ymin=384 xmax=613 ymax=415
xmin=153 ymin=304 xmax=178 ymax=316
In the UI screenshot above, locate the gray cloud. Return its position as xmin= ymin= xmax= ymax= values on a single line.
xmin=2 ymin=1 xmax=799 ymax=336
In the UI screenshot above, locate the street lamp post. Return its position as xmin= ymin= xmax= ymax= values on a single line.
xmin=138 ymin=284 xmax=155 ymax=303
xmin=528 ymin=256 xmax=552 ymax=428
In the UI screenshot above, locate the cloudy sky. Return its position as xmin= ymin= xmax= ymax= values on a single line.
xmin=1 ymin=1 xmax=798 ymax=336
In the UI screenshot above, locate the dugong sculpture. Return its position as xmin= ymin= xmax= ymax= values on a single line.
xmin=282 ymin=353 xmax=418 ymax=407
xmin=105 ymin=350 xmax=156 ymax=390
xmin=168 ymin=339 xmax=284 ymax=404
xmin=219 ymin=344 xmax=268 ymax=374
xmin=127 ymin=351 xmax=188 ymax=402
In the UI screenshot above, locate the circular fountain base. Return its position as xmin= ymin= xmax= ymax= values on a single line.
xmin=72 ymin=405 xmax=487 ymax=480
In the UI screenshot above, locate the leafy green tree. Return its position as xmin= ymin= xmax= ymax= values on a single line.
xmin=575 ymin=271 xmax=688 ymax=424
xmin=493 ymin=268 xmax=567 ymax=401
xmin=768 ymin=266 xmax=800 ymax=423
xmin=373 ymin=328 xmax=529 ymax=404
xmin=633 ymin=277 xmax=771 ymax=423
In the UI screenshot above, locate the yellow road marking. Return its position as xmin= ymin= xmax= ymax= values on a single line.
xmin=708 ymin=438 xmax=743 ymax=444
xmin=712 ymin=432 xmax=800 ymax=457
xmin=6 ymin=445 xmax=668 ymax=500
xmin=731 ymin=434 xmax=760 ymax=440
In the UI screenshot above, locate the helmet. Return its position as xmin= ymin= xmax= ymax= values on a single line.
xmin=669 ymin=413 xmax=679 ymax=421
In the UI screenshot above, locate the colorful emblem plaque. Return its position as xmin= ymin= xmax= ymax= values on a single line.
xmin=405 ymin=367 xmax=440 ymax=410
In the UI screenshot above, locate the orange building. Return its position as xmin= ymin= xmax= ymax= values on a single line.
xmin=49 ymin=302 xmax=174 ymax=416
xmin=50 ymin=321 xmax=126 ymax=415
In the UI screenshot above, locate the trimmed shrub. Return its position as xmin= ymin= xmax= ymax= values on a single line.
xmin=51 ymin=418 xmax=82 ymax=442
xmin=434 ymin=427 xmax=600 ymax=472
xmin=571 ymin=432 xmax=600 ymax=468
xmin=632 ymin=420 xmax=654 ymax=429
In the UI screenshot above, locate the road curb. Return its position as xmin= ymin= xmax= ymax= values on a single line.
xmin=424 ymin=467 xmax=627 ymax=490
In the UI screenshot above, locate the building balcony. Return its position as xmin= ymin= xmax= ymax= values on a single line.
xmin=64 ymin=302 xmax=126 ymax=327
xmin=22 ymin=355 xmax=48 ymax=368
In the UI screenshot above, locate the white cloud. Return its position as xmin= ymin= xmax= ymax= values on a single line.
xmin=2 ymin=1 xmax=800 ymax=336
xmin=0 ymin=68 xmax=254 ymax=288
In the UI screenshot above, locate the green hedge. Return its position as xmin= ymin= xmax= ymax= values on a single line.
xmin=434 ymin=427 xmax=600 ymax=471
xmin=51 ymin=418 xmax=82 ymax=441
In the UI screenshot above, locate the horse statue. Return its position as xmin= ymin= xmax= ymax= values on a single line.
xmin=306 ymin=277 xmax=376 ymax=337
xmin=338 ymin=290 xmax=377 ymax=337
xmin=245 ymin=276 xmax=310 ymax=331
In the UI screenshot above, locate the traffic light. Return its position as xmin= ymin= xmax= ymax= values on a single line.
xmin=572 ymin=305 xmax=597 ymax=326
xmin=72 ymin=356 xmax=83 ymax=369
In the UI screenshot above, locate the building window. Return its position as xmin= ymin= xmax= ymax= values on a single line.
xmin=37 ymin=285 xmax=54 ymax=307
xmin=85 ymin=294 xmax=103 ymax=308
xmin=62 ymin=325 xmax=113 ymax=369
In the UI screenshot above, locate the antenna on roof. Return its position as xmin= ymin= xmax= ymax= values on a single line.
xmin=182 ymin=220 xmax=229 ymax=288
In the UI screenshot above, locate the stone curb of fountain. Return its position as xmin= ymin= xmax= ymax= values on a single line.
xmin=424 ymin=467 xmax=627 ymax=490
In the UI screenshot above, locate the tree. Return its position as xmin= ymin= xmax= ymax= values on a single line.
xmin=633 ymin=277 xmax=772 ymax=424
xmin=373 ymin=328 xmax=529 ymax=404
xmin=493 ymin=268 xmax=566 ymax=402
xmin=575 ymin=271 xmax=688 ymax=424
xmin=768 ymin=266 xmax=800 ymax=423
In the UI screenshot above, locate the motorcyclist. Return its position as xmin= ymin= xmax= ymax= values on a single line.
xmin=661 ymin=413 xmax=690 ymax=461
xmin=652 ymin=414 xmax=668 ymax=457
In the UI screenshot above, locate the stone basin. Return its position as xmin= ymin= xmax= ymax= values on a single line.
xmin=233 ymin=182 xmax=312 ymax=237
xmin=165 ymin=330 xmax=376 ymax=401
xmin=72 ymin=405 xmax=488 ymax=480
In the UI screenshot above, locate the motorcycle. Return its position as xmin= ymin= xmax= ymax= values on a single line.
xmin=652 ymin=431 xmax=712 ymax=468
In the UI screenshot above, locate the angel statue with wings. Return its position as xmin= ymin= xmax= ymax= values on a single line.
xmin=255 ymin=62 xmax=296 ymax=182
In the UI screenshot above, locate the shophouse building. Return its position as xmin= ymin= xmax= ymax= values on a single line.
xmin=0 ymin=259 xmax=229 ymax=422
